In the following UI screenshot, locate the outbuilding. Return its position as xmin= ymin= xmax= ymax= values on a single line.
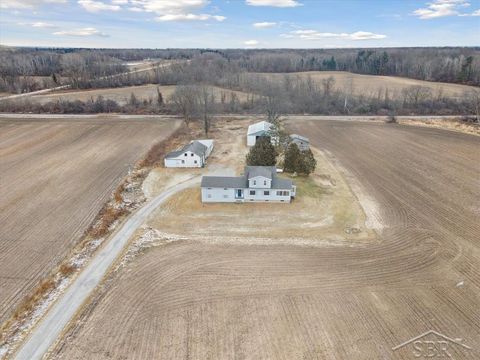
xmin=289 ymin=134 xmax=310 ymax=151
xmin=247 ymin=121 xmax=277 ymax=146
xmin=164 ymin=139 xmax=214 ymax=168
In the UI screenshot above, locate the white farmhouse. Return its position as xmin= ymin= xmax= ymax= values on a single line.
xmin=164 ymin=140 xmax=214 ymax=168
xmin=201 ymin=166 xmax=296 ymax=203
xmin=289 ymin=134 xmax=310 ymax=151
xmin=247 ymin=121 xmax=277 ymax=146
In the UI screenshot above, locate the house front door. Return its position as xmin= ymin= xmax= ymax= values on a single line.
xmin=236 ymin=189 xmax=243 ymax=198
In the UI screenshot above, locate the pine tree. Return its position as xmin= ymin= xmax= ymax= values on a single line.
xmin=246 ymin=137 xmax=277 ymax=166
xmin=301 ymin=149 xmax=317 ymax=175
xmin=283 ymin=142 xmax=301 ymax=173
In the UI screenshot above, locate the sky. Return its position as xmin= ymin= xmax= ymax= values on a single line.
xmin=0 ymin=0 xmax=479 ymax=48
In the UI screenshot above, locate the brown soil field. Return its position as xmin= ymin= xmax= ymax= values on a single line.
xmin=250 ymin=71 xmax=479 ymax=99
xmin=30 ymin=85 xmax=253 ymax=106
xmin=0 ymin=116 xmax=180 ymax=325
xmin=50 ymin=119 xmax=480 ymax=359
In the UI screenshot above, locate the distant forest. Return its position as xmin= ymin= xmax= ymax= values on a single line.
xmin=1 ymin=47 xmax=479 ymax=90
xmin=0 ymin=47 xmax=479 ymax=118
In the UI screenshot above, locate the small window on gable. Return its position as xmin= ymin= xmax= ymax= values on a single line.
xmin=184 ymin=153 xmax=188 ymax=156
xmin=264 ymin=180 xmax=267 ymax=186
xmin=191 ymin=153 xmax=194 ymax=157
xmin=253 ymin=180 xmax=256 ymax=186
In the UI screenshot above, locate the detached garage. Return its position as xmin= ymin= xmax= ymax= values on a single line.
xmin=164 ymin=139 xmax=214 ymax=168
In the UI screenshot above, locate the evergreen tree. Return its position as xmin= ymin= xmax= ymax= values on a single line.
xmin=246 ymin=137 xmax=277 ymax=166
xmin=301 ymin=149 xmax=317 ymax=175
xmin=284 ymin=143 xmax=317 ymax=175
xmin=283 ymin=142 xmax=302 ymax=173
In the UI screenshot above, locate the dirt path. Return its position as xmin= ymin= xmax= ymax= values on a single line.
xmin=12 ymin=176 xmax=201 ymax=360
xmin=49 ymin=120 xmax=480 ymax=359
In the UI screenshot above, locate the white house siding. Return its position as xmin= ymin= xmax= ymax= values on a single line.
xmin=164 ymin=151 xmax=203 ymax=168
xmin=244 ymin=188 xmax=292 ymax=203
xmin=201 ymin=187 xmax=237 ymax=203
xmin=248 ymin=176 xmax=272 ymax=189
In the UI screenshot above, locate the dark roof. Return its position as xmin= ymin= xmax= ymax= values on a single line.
xmin=201 ymin=176 xmax=247 ymax=188
xmin=165 ymin=140 xmax=207 ymax=159
xmin=271 ymin=176 xmax=293 ymax=189
xmin=244 ymin=166 xmax=276 ymax=180
xmin=290 ymin=134 xmax=309 ymax=143
xmin=201 ymin=166 xmax=293 ymax=190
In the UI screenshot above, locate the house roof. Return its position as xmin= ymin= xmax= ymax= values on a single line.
xmin=201 ymin=176 xmax=246 ymax=188
xmin=271 ymin=176 xmax=293 ymax=189
xmin=165 ymin=140 xmax=208 ymax=159
xmin=197 ymin=139 xmax=214 ymax=148
xmin=247 ymin=121 xmax=273 ymax=135
xmin=290 ymin=134 xmax=309 ymax=143
xmin=245 ymin=166 xmax=275 ymax=180
xmin=201 ymin=166 xmax=293 ymax=190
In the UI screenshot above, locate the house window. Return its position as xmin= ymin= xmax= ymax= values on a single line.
xmin=181 ymin=160 xmax=185 ymax=164
xmin=250 ymin=190 xmax=256 ymax=195
xmin=224 ymin=188 xmax=228 ymax=190
xmin=194 ymin=160 xmax=198 ymax=164
xmin=264 ymin=191 xmax=270 ymax=196
xmin=253 ymin=180 xmax=256 ymax=186
xmin=276 ymin=191 xmax=289 ymax=196
xmin=264 ymin=180 xmax=267 ymax=186
xmin=207 ymin=194 xmax=212 ymax=198
xmin=191 ymin=153 xmax=194 ymax=157
xmin=223 ymin=194 xmax=228 ymax=198
xmin=184 ymin=153 xmax=187 ymax=156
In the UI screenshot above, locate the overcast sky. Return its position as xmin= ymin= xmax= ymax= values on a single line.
xmin=0 ymin=0 xmax=479 ymax=48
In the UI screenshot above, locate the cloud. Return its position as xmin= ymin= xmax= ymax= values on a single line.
xmin=53 ymin=27 xmax=109 ymax=37
xmin=246 ymin=0 xmax=302 ymax=7
xmin=87 ymin=0 xmax=227 ymax=22
xmin=0 ymin=0 xmax=66 ymax=9
xmin=19 ymin=21 xmax=57 ymax=28
xmin=244 ymin=39 xmax=259 ymax=46
xmin=283 ymin=29 xmax=386 ymax=40
xmin=413 ymin=0 xmax=479 ymax=19
xmin=253 ymin=22 xmax=277 ymax=28
xmin=155 ymin=13 xmax=225 ymax=21
xmin=78 ymin=0 xmax=120 ymax=12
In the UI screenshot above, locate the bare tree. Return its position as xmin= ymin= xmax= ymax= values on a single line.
xmin=170 ymin=85 xmax=199 ymax=126
xmin=200 ymin=86 xmax=215 ymax=135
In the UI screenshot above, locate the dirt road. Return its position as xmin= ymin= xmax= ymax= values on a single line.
xmin=13 ymin=176 xmax=200 ymax=360
xmin=49 ymin=119 xmax=480 ymax=359
xmin=0 ymin=116 xmax=180 ymax=324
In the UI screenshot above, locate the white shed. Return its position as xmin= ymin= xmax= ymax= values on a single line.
xmin=247 ymin=121 xmax=277 ymax=146
xmin=164 ymin=140 xmax=214 ymax=168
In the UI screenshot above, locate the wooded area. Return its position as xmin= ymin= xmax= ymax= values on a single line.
xmin=1 ymin=46 xmax=478 ymax=118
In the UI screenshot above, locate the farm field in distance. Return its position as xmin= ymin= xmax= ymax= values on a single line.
xmin=49 ymin=118 xmax=480 ymax=359
xmin=0 ymin=116 xmax=180 ymax=324
xmin=28 ymin=84 xmax=254 ymax=106
xmin=249 ymin=71 xmax=479 ymax=98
